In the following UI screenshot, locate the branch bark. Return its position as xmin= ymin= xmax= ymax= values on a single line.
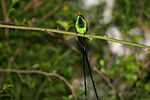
xmin=0 ymin=24 xmax=150 ymax=49
xmin=0 ymin=68 xmax=77 ymax=100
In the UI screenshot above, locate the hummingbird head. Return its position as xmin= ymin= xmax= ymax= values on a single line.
xmin=75 ymin=12 xmax=85 ymax=28
xmin=75 ymin=12 xmax=85 ymax=19
xmin=75 ymin=11 xmax=88 ymax=33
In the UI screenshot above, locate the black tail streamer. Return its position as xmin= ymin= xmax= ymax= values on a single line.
xmin=83 ymin=47 xmax=99 ymax=100
xmin=82 ymin=47 xmax=88 ymax=100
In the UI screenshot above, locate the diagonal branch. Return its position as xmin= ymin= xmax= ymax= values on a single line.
xmin=93 ymin=67 xmax=124 ymax=100
xmin=0 ymin=24 xmax=150 ymax=49
xmin=0 ymin=68 xmax=77 ymax=100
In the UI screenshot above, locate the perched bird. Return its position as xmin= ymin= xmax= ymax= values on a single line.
xmin=75 ymin=12 xmax=99 ymax=100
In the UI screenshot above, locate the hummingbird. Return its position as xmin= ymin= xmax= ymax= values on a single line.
xmin=75 ymin=12 xmax=99 ymax=100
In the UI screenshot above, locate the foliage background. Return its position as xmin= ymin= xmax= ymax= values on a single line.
xmin=0 ymin=0 xmax=150 ymax=100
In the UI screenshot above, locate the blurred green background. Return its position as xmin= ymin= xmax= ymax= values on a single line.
xmin=0 ymin=0 xmax=150 ymax=100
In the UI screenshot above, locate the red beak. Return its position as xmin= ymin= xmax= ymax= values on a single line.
xmin=75 ymin=11 xmax=80 ymax=16
xmin=76 ymin=13 xmax=80 ymax=16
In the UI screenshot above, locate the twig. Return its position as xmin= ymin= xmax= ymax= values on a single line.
xmin=0 ymin=0 xmax=9 ymax=22
xmin=93 ymin=67 xmax=124 ymax=100
xmin=57 ymin=38 xmax=81 ymax=54
xmin=0 ymin=68 xmax=77 ymax=100
xmin=24 ymin=0 xmax=41 ymax=12
xmin=24 ymin=0 xmax=33 ymax=12
xmin=42 ymin=0 xmax=63 ymax=20
xmin=89 ymin=56 xmax=124 ymax=100
xmin=0 ymin=24 xmax=150 ymax=49
xmin=0 ymin=0 xmax=10 ymax=51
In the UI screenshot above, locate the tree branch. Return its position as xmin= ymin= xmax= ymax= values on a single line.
xmin=0 ymin=68 xmax=77 ymax=100
xmin=0 ymin=24 xmax=150 ymax=49
xmin=93 ymin=67 xmax=124 ymax=100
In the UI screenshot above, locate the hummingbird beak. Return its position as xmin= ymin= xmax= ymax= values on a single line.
xmin=75 ymin=11 xmax=80 ymax=16
xmin=76 ymin=13 xmax=80 ymax=16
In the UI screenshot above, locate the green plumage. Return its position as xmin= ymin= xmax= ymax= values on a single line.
xmin=75 ymin=13 xmax=99 ymax=100
xmin=75 ymin=15 xmax=88 ymax=47
xmin=75 ymin=15 xmax=88 ymax=34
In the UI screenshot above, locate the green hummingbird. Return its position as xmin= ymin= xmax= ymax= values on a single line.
xmin=75 ymin=12 xmax=99 ymax=100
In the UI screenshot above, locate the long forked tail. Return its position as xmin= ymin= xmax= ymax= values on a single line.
xmin=82 ymin=47 xmax=88 ymax=100
xmin=83 ymin=47 xmax=100 ymax=100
